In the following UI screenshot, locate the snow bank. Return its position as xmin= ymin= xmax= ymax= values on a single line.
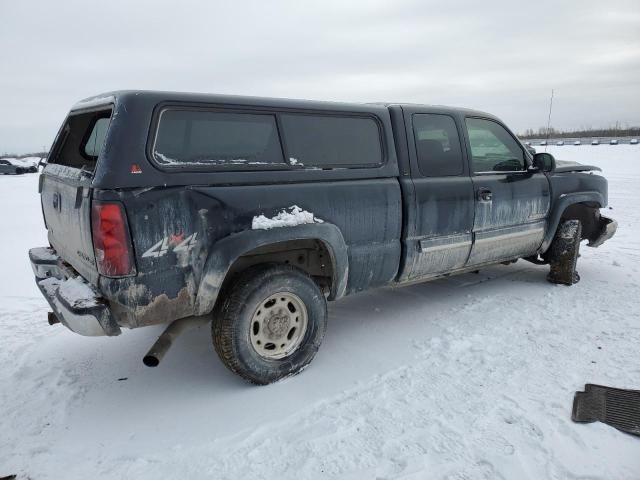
xmin=20 ymin=156 xmax=42 ymax=165
xmin=252 ymin=205 xmax=323 ymax=230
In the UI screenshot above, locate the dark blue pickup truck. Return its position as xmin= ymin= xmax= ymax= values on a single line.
xmin=29 ymin=91 xmax=616 ymax=384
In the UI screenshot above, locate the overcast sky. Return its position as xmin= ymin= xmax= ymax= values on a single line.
xmin=1 ymin=0 xmax=639 ymax=153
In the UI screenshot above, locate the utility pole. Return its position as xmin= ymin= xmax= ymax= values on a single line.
xmin=545 ymin=89 xmax=554 ymax=152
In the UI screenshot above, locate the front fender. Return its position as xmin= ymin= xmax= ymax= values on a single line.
xmin=538 ymin=191 xmax=605 ymax=253
xmin=194 ymin=223 xmax=348 ymax=316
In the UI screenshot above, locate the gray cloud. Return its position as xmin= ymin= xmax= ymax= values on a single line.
xmin=1 ymin=0 xmax=639 ymax=152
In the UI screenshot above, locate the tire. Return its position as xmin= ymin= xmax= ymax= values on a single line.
xmin=546 ymin=219 xmax=582 ymax=285
xmin=212 ymin=264 xmax=327 ymax=385
xmin=15 ymin=168 xmax=24 ymax=175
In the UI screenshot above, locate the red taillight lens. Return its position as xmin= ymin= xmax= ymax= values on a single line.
xmin=91 ymin=201 xmax=135 ymax=277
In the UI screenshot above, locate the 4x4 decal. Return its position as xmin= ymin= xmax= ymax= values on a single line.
xmin=142 ymin=233 xmax=198 ymax=258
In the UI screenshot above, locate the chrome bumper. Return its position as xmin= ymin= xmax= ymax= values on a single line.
xmin=29 ymin=247 xmax=120 ymax=336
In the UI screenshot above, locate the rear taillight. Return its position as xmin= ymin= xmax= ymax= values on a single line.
xmin=91 ymin=201 xmax=136 ymax=277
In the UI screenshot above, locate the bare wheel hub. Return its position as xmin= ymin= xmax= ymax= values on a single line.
xmin=267 ymin=311 xmax=290 ymax=336
xmin=249 ymin=292 xmax=308 ymax=360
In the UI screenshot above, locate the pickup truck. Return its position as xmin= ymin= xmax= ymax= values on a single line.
xmin=29 ymin=91 xmax=617 ymax=384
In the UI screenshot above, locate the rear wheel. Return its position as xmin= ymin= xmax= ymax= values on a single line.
xmin=212 ymin=264 xmax=327 ymax=384
xmin=546 ymin=219 xmax=582 ymax=285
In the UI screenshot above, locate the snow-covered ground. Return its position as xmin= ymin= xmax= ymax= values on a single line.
xmin=1 ymin=146 xmax=639 ymax=479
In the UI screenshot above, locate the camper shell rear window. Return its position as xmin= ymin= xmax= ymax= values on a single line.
xmin=49 ymin=108 xmax=113 ymax=172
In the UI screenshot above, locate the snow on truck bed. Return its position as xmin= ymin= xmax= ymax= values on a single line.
xmin=1 ymin=145 xmax=640 ymax=479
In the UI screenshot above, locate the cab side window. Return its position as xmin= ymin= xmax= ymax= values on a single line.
xmin=413 ymin=114 xmax=464 ymax=177
xmin=465 ymin=118 xmax=525 ymax=173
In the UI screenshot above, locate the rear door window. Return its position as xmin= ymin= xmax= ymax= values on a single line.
xmin=153 ymin=110 xmax=284 ymax=166
xmin=412 ymin=114 xmax=464 ymax=176
xmin=280 ymin=114 xmax=382 ymax=168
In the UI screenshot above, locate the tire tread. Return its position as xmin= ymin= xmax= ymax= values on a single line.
xmin=212 ymin=264 xmax=326 ymax=384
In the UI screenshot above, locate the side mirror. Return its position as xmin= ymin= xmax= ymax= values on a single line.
xmin=532 ymin=152 xmax=556 ymax=173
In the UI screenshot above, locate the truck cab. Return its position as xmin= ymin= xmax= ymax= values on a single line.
xmin=389 ymin=105 xmax=551 ymax=281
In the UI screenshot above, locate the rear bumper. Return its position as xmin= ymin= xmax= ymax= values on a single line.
xmin=588 ymin=214 xmax=618 ymax=248
xmin=29 ymin=247 xmax=121 ymax=336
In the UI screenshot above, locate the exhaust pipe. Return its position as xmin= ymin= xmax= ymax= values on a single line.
xmin=48 ymin=311 xmax=60 ymax=325
xmin=143 ymin=315 xmax=210 ymax=367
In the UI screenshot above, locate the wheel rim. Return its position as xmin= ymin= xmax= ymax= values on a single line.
xmin=249 ymin=292 xmax=308 ymax=360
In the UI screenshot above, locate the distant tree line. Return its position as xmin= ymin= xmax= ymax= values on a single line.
xmin=519 ymin=126 xmax=640 ymax=139
xmin=0 ymin=151 xmax=48 ymax=159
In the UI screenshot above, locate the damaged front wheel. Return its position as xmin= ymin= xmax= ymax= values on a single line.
xmin=546 ymin=219 xmax=582 ymax=285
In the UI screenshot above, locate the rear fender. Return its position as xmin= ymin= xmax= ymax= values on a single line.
xmin=194 ymin=223 xmax=348 ymax=316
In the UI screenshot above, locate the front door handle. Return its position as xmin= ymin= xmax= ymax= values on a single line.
xmin=477 ymin=188 xmax=493 ymax=202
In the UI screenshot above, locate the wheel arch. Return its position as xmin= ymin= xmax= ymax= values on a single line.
xmin=538 ymin=192 xmax=605 ymax=253
xmin=194 ymin=223 xmax=349 ymax=316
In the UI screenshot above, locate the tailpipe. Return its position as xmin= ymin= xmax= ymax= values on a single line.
xmin=143 ymin=315 xmax=210 ymax=367
xmin=48 ymin=311 xmax=60 ymax=325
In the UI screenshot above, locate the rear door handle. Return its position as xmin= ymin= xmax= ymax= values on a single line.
xmin=477 ymin=188 xmax=493 ymax=202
